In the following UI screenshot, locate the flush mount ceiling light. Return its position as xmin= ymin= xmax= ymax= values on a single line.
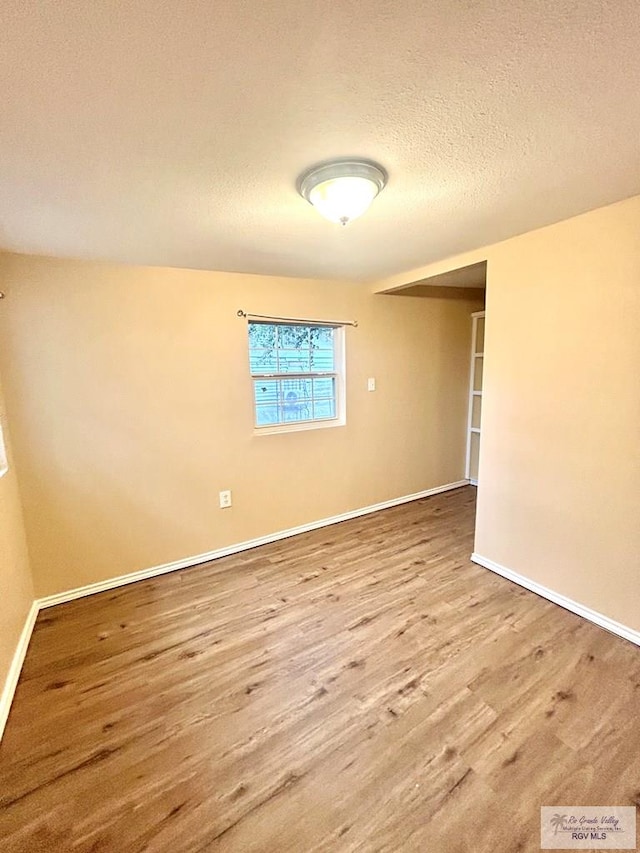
xmin=298 ymin=159 xmax=387 ymax=226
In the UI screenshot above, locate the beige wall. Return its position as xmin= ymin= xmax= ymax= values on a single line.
xmin=379 ymin=194 xmax=640 ymax=633
xmin=0 ymin=254 xmax=481 ymax=597
xmin=0 ymin=369 xmax=34 ymax=702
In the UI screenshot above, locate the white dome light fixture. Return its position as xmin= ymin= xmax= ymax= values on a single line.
xmin=298 ymin=159 xmax=387 ymax=226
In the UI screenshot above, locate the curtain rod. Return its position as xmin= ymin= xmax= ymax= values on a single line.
xmin=237 ymin=310 xmax=357 ymax=328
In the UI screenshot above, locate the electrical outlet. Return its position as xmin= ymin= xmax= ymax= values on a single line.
xmin=367 ymin=377 xmax=376 ymax=391
xmin=219 ymin=490 xmax=232 ymax=509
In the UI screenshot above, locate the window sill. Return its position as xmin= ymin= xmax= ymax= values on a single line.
xmin=253 ymin=417 xmax=345 ymax=437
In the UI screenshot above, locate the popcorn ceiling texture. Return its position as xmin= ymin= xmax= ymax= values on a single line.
xmin=1 ymin=0 xmax=639 ymax=281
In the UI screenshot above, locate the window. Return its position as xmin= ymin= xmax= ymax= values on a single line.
xmin=0 ymin=419 xmax=7 ymax=478
xmin=248 ymin=322 xmax=345 ymax=432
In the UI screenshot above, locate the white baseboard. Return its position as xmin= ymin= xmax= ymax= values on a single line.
xmin=38 ymin=479 xmax=469 ymax=609
xmin=0 ymin=601 xmax=39 ymax=741
xmin=471 ymin=552 xmax=640 ymax=648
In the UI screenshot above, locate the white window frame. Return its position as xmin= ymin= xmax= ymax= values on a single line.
xmin=249 ymin=322 xmax=346 ymax=436
xmin=0 ymin=418 xmax=8 ymax=478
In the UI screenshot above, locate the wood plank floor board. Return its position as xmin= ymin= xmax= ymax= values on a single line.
xmin=1 ymin=486 xmax=639 ymax=851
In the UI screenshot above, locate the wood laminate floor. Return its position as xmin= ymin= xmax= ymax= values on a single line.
xmin=1 ymin=487 xmax=639 ymax=852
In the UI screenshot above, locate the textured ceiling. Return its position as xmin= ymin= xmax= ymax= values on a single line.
xmin=1 ymin=1 xmax=640 ymax=281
